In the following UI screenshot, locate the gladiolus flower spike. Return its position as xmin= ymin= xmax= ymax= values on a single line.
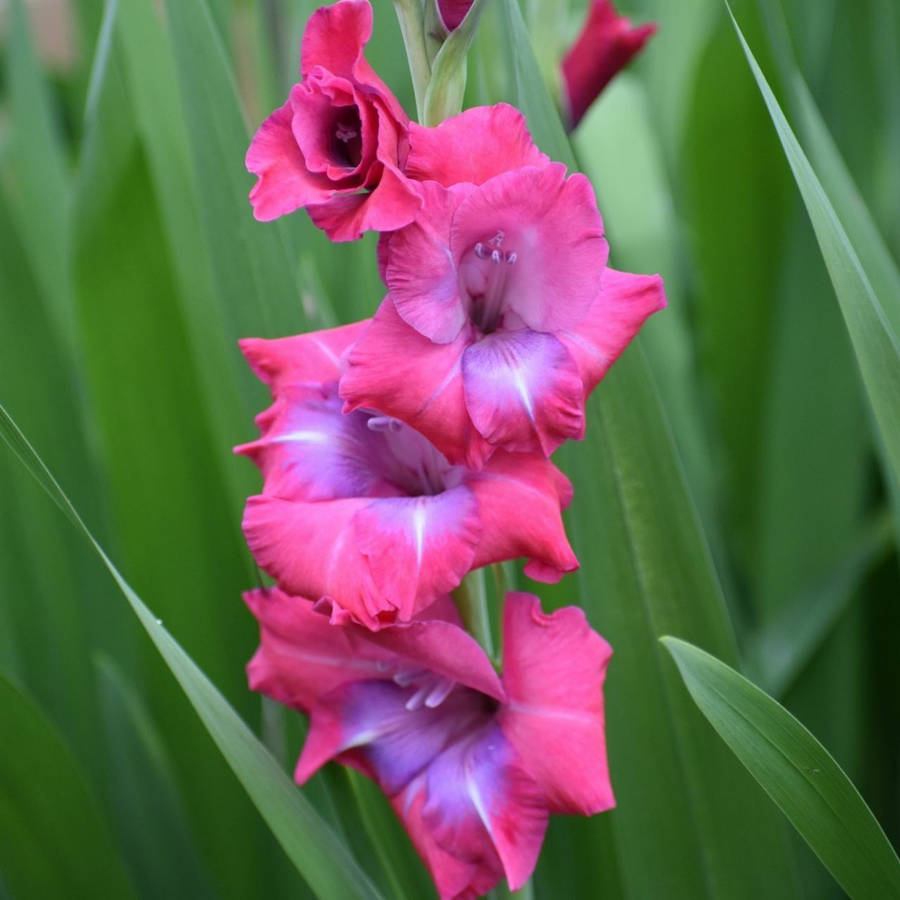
xmin=237 ymin=4 xmax=666 ymax=898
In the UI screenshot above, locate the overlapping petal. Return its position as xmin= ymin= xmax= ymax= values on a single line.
xmin=340 ymin=300 xmax=493 ymax=469
xmin=405 ymin=104 xmax=548 ymax=188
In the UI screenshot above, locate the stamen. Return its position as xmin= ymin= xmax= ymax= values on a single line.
xmin=335 ymin=122 xmax=358 ymax=143
xmin=424 ymin=678 xmax=454 ymax=708
xmin=405 ymin=684 xmax=430 ymax=711
xmin=491 ymin=249 xmax=502 ymax=264
xmin=474 ymin=242 xmax=488 ymax=259
xmin=393 ymin=665 xmax=425 ymax=687
xmin=506 ymin=251 xmax=517 ymax=265
xmin=367 ymin=415 xmax=402 ymax=432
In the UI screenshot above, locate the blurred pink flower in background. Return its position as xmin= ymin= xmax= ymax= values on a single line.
xmin=561 ymin=0 xmax=656 ymax=130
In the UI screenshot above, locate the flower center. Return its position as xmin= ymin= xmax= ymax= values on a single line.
xmin=365 ymin=414 xmax=461 ymax=497
xmin=332 ymin=107 xmax=362 ymax=168
xmin=458 ymin=230 xmax=518 ymax=334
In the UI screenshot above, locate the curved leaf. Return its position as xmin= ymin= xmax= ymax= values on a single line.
xmin=0 ymin=675 xmax=137 ymax=900
xmin=662 ymin=636 xmax=900 ymax=899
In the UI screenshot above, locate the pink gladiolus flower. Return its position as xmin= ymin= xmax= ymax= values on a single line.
xmin=235 ymin=324 xmax=577 ymax=629
xmin=340 ymin=118 xmax=666 ymax=466
xmin=245 ymin=587 xmax=615 ymax=900
xmin=561 ymin=0 xmax=657 ymax=130
xmin=245 ymin=0 xmax=420 ymax=240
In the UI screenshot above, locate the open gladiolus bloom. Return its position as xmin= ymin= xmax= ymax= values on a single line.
xmin=237 ymin=2 xmax=665 ymax=897
xmin=236 ymin=325 xmax=577 ymax=629
xmin=246 ymin=0 xmax=420 ymax=239
xmin=246 ymin=588 xmax=614 ymax=899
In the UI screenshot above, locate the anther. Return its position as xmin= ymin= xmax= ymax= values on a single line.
xmin=505 ymin=251 xmax=517 ymax=265
xmin=491 ymin=249 xmax=502 ymax=264
xmin=474 ymin=242 xmax=487 ymax=259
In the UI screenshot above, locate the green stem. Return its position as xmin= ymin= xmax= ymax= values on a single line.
xmin=453 ymin=567 xmax=495 ymax=660
xmin=392 ymin=0 xmax=431 ymax=122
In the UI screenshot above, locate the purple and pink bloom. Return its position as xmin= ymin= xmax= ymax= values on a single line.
xmin=245 ymin=587 xmax=614 ymax=900
xmin=236 ymin=323 xmax=577 ymax=629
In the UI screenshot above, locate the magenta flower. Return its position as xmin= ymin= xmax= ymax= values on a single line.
xmin=340 ymin=111 xmax=666 ymax=467
xmin=245 ymin=0 xmax=420 ymax=241
xmin=235 ymin=324 xmax=577 ymax=629
xmin=245 ymin=587 xmax=614 ymax=900
xmin=561 ymin=0 xmax=657 ymax=130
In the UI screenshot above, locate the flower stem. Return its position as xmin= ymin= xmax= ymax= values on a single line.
xmin=392 ymin=0 xmax=431 ymax=122
xmin=453 ymin=567 xmax=495 ymax=661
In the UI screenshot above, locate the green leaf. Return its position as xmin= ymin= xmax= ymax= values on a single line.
xmin=0 ymin=402 xmax=384 ymax=900
xmin=747 ymin=513 xmax=893 ymax=697
xmin=662 ymin=636 xmax=900 ymax=899
xmin=162 ymin=0 xmax=313 ymax=340
xmin=95 ymin=655 xmax=216 ymax=900
xmin=729 ymin=7 xmax=900 ymax=497
xmin=0 ymin=674 xmax=137 ymax=900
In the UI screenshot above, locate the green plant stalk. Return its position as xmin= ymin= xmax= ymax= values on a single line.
xmin=453 ymin=567 xmax=495 ymax=661
xmin=392 ymin=0 xmax=431 ymax=121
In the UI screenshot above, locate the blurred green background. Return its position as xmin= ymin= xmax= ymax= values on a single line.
xmin=0 ymin=0 xmax=897 ymax=897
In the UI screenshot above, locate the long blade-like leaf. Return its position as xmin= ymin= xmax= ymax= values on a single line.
xmin=0 ymin=402 xmax=383 ymax=900
xmin=662 ymin=636 xmax=900 ymax=899
xmin=729 ymin=8 xmax=900 ymax=492
xmin=0 ymin=675 xmax=137 ymax=900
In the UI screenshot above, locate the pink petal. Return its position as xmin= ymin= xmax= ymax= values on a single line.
xmin=461 ymin=329 xmax=584 ymax=455
xmin=242 ymin=486 xmax=482 ymax=628
xmin=561 ymin=0 xmax=657 ymax=130
xmin=238 ymin=321 xmax=367 ymax=393
xmin=381 ymin=181 xmax=471 ymax=343
xmin=246 ymin=100 xmax=332 ymax=222
xmin=235 ymin=385 xmax=398 ymax=502
xmin=450 ymin=165 xmax=608 ymax=332
xmin=499 ymin=593 xmax=615 ymax=815
xmin=405 ymin=104 xmax=548 ymax=188
xmin=307 ymin=163 xmax=422 ymax=242
xmin=243 ymin=586 xmax=390 ymax=713
xmin=365 ymin=618 xmax=504 ymax=701
xmin=340 ymin=299 xmax=493 ymax=469
xmin=352 ymin=489 xmax=481 ymax=620
xmin=557 ymin=267 xmax=666 ymax=398
xmin=421 ymin=723 xmax=547 ymax=891
xmin=395 ymin=788 xmax=502 ymax=900
xmin=300 ymin=0 xmax=374 ymax=81
xmin=468 ymin=452 xmax=578 ymax=581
